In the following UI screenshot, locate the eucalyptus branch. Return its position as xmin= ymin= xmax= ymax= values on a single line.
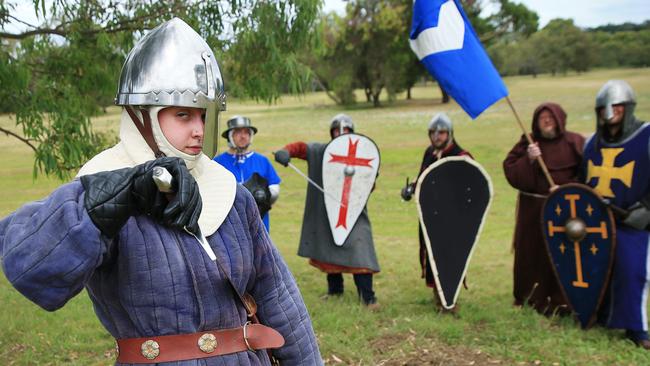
xmin=0 ymin=127 xmax=38 ymax=153
xmin=7 ymin=14 xmax=38 ymax=29
xmin=1 ymin=2 xmax=191 ymax=40
xmin=0 ymin=28 xmax=67 ymax=39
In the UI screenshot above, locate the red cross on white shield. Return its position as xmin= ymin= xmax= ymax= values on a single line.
xmin=322 ymin=133 xmax=380 ymax=245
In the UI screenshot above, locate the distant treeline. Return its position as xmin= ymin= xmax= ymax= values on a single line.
xmin=489 ymin=20 xmax=650 ymax=77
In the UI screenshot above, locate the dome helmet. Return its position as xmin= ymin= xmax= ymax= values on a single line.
xmin=115 ymin=17 xmax=226 ymax=158
xmin=329 ymin=113 xmax=355 ymax=139
xmin=221 ymin=115 xmax=258 ymax=151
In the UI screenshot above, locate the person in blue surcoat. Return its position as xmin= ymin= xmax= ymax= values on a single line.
xmin=582 ymin=79 xmax=650 ymax=349
xmin=0 ymin=18 xmax=322 ymax=365
xmin=214 ymin=116 xmax=281 ymax=232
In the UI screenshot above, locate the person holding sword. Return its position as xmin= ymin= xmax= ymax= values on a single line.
xmin=274 ymin=114 xmax=381 ymax=309
xmin=0 ymin=18 xmax=322 ymax=365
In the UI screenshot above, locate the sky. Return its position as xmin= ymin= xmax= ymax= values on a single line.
xmin=323 ymin=0 xmax=650 ymax=29
xmin=5 ymin=0 xmax=649 ymax=33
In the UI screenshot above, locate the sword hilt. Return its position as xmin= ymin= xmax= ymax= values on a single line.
xmin=152 ymin=166 xmax=174 ymax=193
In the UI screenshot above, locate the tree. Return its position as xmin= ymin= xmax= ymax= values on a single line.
xmin=0 ymin=0 xmax=319 ymax=179
xmin=311 ymin=0 xmax=540 ymax=107
xmin=310 ymin=0 xmax=418 ymax=107
xmin=529 ymin=19 xmax=594 ymax=75
xmin=305 ymin=12 xmax=360 ymax=105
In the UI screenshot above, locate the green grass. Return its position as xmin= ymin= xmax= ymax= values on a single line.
xmin=2 ymin=68 xmax=650 ymax=365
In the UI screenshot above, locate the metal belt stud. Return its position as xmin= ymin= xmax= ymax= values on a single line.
xmin=198 ymin=333 xmax=218 ymax=353
xmin=140 ymin=339 xmax=160 ymax=360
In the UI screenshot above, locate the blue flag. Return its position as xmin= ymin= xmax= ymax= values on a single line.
xmin=410 ymin=0 xmax=508 ymax=118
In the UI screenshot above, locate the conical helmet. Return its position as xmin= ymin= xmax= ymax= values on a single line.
xmin=116 ymin=17 xmax=225 ymax=109
xmin=428 ymin=113 xmax=453 ymax=134
xmin=115 ymin=18 xmax=226 ymax=156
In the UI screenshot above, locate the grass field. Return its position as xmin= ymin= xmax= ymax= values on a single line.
xmin=2 ymin=68 xmax=650 ymax=365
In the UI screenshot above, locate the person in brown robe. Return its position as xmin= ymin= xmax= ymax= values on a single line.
xmin=503 ymin=102 xmax=585 ymax=315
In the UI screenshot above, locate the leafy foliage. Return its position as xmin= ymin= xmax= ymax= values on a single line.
xmin=488 ymin=18 xmax=650 ymax=77
xmin=312 ymin=0 xmax=539 ymax=107
xmin=0 ymin=0 xmax=319 ymax=179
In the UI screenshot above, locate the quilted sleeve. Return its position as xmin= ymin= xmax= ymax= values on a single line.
xmin=245 ymin=194 xmax=323 ymax=365
xmin=0 ymin=180 xmax=108 ymax=311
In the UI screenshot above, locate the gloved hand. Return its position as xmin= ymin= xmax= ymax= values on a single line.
xmin=400 ymin=178 xmax=414 ymax=201
xmin=80 ymin=157 xmax=202 ymax=237
xmin=274 ymin=150 xmax=291 ymax=167
xmin=622 ymin=201 xmax=650 ymax=230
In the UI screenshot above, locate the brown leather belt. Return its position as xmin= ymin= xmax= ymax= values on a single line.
xmin=116 ymin=323 xmax=285 ymax=364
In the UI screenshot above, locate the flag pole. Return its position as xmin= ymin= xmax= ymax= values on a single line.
xmin=505 ymin=96 xmax=557 ymax=189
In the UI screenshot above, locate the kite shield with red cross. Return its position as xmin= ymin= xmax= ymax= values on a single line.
xmin=322 ymin=133 xmax=380 ymax=246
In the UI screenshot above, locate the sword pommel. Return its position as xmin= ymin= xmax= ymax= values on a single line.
xmin=152 ymin=166 xmax=174 ymax=193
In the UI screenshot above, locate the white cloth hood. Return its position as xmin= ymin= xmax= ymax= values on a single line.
xmin=77 ymin=108 xmax=236 ymax=236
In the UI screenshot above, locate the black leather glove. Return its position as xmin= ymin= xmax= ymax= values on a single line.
xmin=80 ymin=157 xmax=202 ymax=237
xmin=401 ymin=186 xmax=414 ymax=201
xmin=623 ymin=201 xmax=650 ymax=231
xmin=401 ymin=178 xmax=414 ymax=201
xmin=274 ymin=150 xmax=291 ymax=167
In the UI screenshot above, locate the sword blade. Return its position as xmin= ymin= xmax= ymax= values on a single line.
xmin=287 ymin=162 xmax=347 ymax=208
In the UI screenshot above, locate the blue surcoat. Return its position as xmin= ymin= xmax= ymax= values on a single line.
xmin=0 ymin=182 xmax=322 ymax=365
xmin=214 ymin=152 xmax=281 ymax=232
xmin=583 ymin=123 xmax=650 ymax=331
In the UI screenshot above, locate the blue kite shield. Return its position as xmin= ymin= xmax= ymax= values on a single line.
xmin=542 ymin=183 xmax=616 ymax=328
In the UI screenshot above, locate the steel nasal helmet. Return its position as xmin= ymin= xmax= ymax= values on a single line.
xmin=330 ymin=114 xmax=355 ymax=137
xmin=428 ymin=113 xmax=453 ymax=136
xmin=595 ymin=80 xmax=636 ymax=121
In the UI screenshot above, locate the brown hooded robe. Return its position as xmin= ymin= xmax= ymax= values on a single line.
xmin=503 ymin=102 xmax=585 ymax=315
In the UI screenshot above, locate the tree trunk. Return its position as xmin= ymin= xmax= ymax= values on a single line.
xmin=372 ymin=91 xmax=381 ymax=107
xmin=365 ymin=89 xmax=372 ymax=103
xmin=407 ymin=87 xmax=412 ymax=100
xmin=440 ymin=86 xmax=450 ymax=103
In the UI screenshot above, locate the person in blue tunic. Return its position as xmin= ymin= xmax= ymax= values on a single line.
xmin=582 ymin=80 xmax=650 ymax=349
xmin=0 ymin=18 xmax=322 ymax=365
xmin=214 ymin=116 xmax=281 ymax=232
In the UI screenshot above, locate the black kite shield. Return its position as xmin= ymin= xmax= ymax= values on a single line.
xmin=542 ymin=183 xmax=616 ymax=328
xmin=415 ymin=156 xmax=493 ymax=309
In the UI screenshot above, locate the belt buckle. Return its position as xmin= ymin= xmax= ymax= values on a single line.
xmin=243 ymin=321 xmax=255 ymax=352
